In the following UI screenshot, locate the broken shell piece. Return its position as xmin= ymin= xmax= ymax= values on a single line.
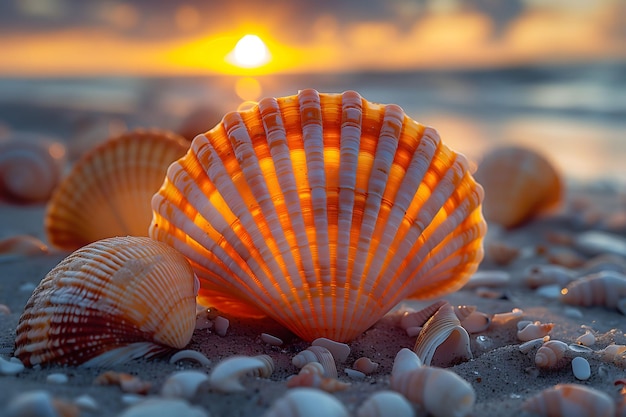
xmin=517 ymin=321 xmax=554 ymax=342
xmin=261 ymin=333 xmax=283 ymax=346
xmin=522 ymin=384 xmax=614 ymax=417
xmin=312 ymin=338 xmax=350 ymax=363
xmin=286 ymin=368 xmax=350 ymax=392
xmin=169 ymin=350 xmax=212 ymax=367
xmin=560 ymin=270 xmax=626 ymax=314
xmin=292 ymin=346 xmax=337 ymax=378
xmin=575 ymin=330 xmax=596 ymax=347
xmin=491 ymin=308 xmax=524 ymax=326
xmin=209 ymin=355 xmax=266 ymax=393
xmin=535 ymin=340 xmax=569 ymax=369
xmin=0 ymin=235 xmax=48 ymax=258
xmin=519 ymin=336 xmax=550 ymax=354
xmin=460 ymin=311 xmax=491 ymax=333
xmin=160 ymin=370 xmax=209 ymax=400
xmin=214 ymin=316 xmax=229 ymax=336
xmin=391 ymin=348 xmax=422 ymax=380
xmin=575 ymin=231 xmax=626 ymax=258
xmin=400 ymin=300 xmax=448 ymax=330
xmin=94 ymin=371 xmax=151 ymax=394
xmin=263 ymin=387 xmax=349 ymax=417
xmin=413 ymin=302 xmax=472 ymax=366
xmin=391 ymin=366 xmax=475 ymax=417
xmin=572 ymin=357 xmax=591 ymax=380
xmin=353 ymin=357 xmax=379 ymax=375
xmin=356 ymin=390 xmax=416 ymax=417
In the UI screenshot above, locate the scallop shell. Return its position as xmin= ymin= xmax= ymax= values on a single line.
xmin=560 ymin=270 xmax=626 ymax=313
xmin=413 ymin=301 xmax=472 ymax=366
xmin=390 ymin=366 xmax=475 ymax=417
xmin=0 ymin=135 xmax=67 ymax=203
xmin=150 ymin=89 xmax=486 ymax=342
xmin=45 ymin=129 xmax=189 ymax=250
xmin=474 ymin=146 xmax=563 ymax=228
xmin=522 ymin=384 xmax=615 ymax=417
xmin=14 ymin=236 xmax=197 ymax=367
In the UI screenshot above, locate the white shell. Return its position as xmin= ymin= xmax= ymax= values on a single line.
xmin=46 ymin=373 xmax=69 ymax=384
xmin=169 ymin=350 xmax=212 ymax=367
xmin=522 ymin=384 xmax=615 ymax=417
xmin=571 ymin=357 xmax=591 ymax=380
xmin=263 ymin=387 xmax=349 ymax=417
xmin=390 ymin=366 xmax=475 ymax=417
xmin=292 ymin=346 xmax=337 ymax=378
xmin=0 ymin=356 xmax=24 ymax=375
xmin=517 ymin=321 xmax=554 ymax=342
xmin=560 ymin=270 xmax=626 ymax=313
xmin=575 ymin=330 xmax=596 ymax=347
xmin=161 ymin=370 xmax=209 ymax=400
xmin=4 ymin=391 xmax=78 ymax=417
xmin=524 ymin=264 xmax=576 ymax=289
xmin=118 ymin=398 xmax=209 ymax=417
xmin=575 ymin=231 xmax=626 ymax=258
xmin=312 ymin=338 xmax=350 ymax=363
xmin=535 ymin=340 xmax=570 ymax=369
xmin=413 ymin=302 xmax=472 ymax=366
xmin=356 ymin=391 xmax=415 ymax=417
xmin=261 ymin=333 xmax=284 ymax=346
xmin=391 ymin=348 xmax=422 ymax=380
xmin=519 ymin=336 xmax=550 ymax=354
xmin=209 ymin=355 xmax=266 ymax=393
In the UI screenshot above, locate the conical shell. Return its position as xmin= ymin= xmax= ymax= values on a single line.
xmin=45 ymin=129 xmax=189 ymax=250
xmin=475 ymin=146 xmax=562 ymax=228
xmin=150 ymin=89 xmax=486 ymax=342
xmin=14 ymin=236 xmax=197 ymax=367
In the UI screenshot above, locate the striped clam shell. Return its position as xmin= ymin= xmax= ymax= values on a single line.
xmin=150 ymin=89 xmax=486 ymax=342
xmin=14 ymin=236 xmax=197 ymax=367
xmin=45 ymin=129 xmax=189 ymax=250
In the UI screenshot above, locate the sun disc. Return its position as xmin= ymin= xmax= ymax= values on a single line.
xmin=229 ymin=34 xmax=270 ymax=68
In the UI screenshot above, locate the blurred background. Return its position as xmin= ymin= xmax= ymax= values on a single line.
xmin=1 ymin=0 xmax=625 ymax=183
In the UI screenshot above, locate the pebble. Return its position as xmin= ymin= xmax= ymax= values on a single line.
xmin=260 ymin=333 xmax=284 ymax=346
xmin=572 ymin=356 xmax=591 ymax=380
xmin=0 ymin=356 xmax=24 ymax=375
xmin=214 ymin=316 xmax=229 ymax=336
xmin=46 ymin=373 xmax=69 ymax=384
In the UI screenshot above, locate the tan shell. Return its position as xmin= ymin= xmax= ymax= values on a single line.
xmin=150 ymin=89 xmax=486 ymax=342
xmin=522 ymin=384 xmax=615 ymax=417
xmin=475 ymin=146 xmax=563 ymax=228
xmin=14 ymin=236 xmax=197 ymax=367
xmin=45 ymin=129 xmax=188 ymax=250
xmin=535 ymin=340 xmax=569 ymax=369
xmin=560 ymin=270 xmax=626 ymax=313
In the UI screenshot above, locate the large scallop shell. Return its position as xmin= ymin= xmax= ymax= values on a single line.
xmin=14 ymin=236 xmax=197 ymax=367
xmin=474 ymin=146 xmax=562 ymax=228
xmin=150 ymin=89 xmax=487 ymax=342
xmin=45 ymin=129 xmax=189 ymax=250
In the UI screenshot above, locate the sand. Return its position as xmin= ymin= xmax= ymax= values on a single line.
xmin=1 ymin=183 xmax=626 ymax=416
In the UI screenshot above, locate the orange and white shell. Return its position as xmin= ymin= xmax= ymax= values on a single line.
xmin=14 ymin=236 xmax=197 ymax=367
xmin=522 ymin=384 xmax=615 ymax=417
xmin=45 ymin=129 xmax=189 ymax=250
xmin=474 ymin=146 xmax=562 ymax=228
xmin=150 ymin=89 xmax=486 ymax=342
xmin=0 ymin=135 xmax=66 ymax=203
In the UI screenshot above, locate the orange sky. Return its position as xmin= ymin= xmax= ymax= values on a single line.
xmin=0 ymin=0 xmax=624 ymax=76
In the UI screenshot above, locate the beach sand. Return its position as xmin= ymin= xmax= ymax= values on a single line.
xmin=0 ymin=183 xmax=625 ymax=416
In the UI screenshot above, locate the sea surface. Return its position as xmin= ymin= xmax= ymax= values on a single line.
xmin=1 ymin=62 xmax=624 ymax=185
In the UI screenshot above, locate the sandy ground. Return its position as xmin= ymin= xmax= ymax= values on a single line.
xmin=0 ymin=184 xmax=625 ymax=416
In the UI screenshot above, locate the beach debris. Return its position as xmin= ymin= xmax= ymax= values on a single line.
xmin=263 ymin=387 xmax=349 ymax=417
xmin=462 ymin=270 xmax=510 ymax=288
xmin=292 ymin=345 xmax=338 ymax=378
xmin=260 ymin=333 xmax=283 ymax=346
xmin=286 ymin=362 xmax=350 ymax=392
xmin=213 ymin=315 xmax=229 ymax=336
xmin=474 ymin=145 xmax=563 ymax=228
xmin=149 ymin=89 xmax=486 ymax=343
xmin=460 ymin=310 xmax=491 ymax=333
xmin=0 ymin=356 xmax=24 ymax=375
xmin=522 ymin=384 xmax=614 ymax=417
xmin=519 ymin=336 xmax=550 ymax=354
xmin=45 ymin=129 xmax=188 ymax=251
xmin=249 ymin=354 xmax=275 ymax=378
xmin=311 ymin=337 xmax=350 ymax=363
xmin=390 ymin=365 xmax=475 ymax=417
xmin=4 ymin=390 xmax=80 ymax=417
xmin=517 ymin=321 xmax=554 ymax=342
xmin=572 ymin=357 xmax=591 ymax=380
xmin=169 ymin=350 xmax=212 ymax=367
xmin=74 ymin=394 xmax=99 ymax=412
xmin=344 ymin=368 xmax=366 ymax=380
xmin=535 ymin=340 xmax=569 ymax=369
xmin=560 ymin=270 xmax=626 ymax=314
xmin=94 ymin=371 xmax=152 ymax=394
xmin=46 ymin=373 xmax=69 ymax=384
xmin=574 ymin=231 xmax=626 ymax=258
xmin=118 ymin=398 xmax=209 ymax=417
xmin=0 ymin=304 xmax=9 ymax=315
xmin=356 ymin=390 xmax=415 ymax=417
xmin=0 ymin=235 xmax=49 ymax=258
xmin=353 ymin=357 xmax=379 ymax=375
xmin=391 ymin=348 xmax=423 ymax=379
xmin=0 ymin=135 xmax=67 ymax=204
xmin=491 ymin=308 xmax=524 ymax=326
xmin=597 ymin=344 xmax=626 ymax=367
xmin=161 ymin=370 xmax=209 ymax=400
xmin=484 ymin=240 xmax=520 ymax=266
xmin=523 ymin=264 xmax=576 ymax=289
xmin=14 ymin=237 xmax=197 ymax=367
xmin=208 ymin=355 xmax=267 ymax=393
xmin=575 ymin=330 xmax=596 ymax=347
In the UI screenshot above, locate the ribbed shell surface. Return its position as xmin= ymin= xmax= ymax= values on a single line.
xmin=150 ymin=89 xmax=486 ymax=342
xmin=45 ymin=129 xmax=189 ymax=250
xmin=14 ymin=236 xmax=197 ymax=366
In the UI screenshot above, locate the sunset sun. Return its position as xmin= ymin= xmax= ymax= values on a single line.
xmin=227 ymin=34 xmax=271 ymax=68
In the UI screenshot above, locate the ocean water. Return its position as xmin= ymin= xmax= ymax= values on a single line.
xmin=1 ymin=62 xmax=624 ymax=184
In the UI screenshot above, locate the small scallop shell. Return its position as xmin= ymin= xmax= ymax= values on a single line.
xmin=390 ymin=366 xmax=475 ymax=417
xmin=353 ymin=357 xmax=379 ymax=374
xmin=14 ymin=236 xmax=197 ymax=367
xmin=356 ymin=391 xmax=415 ymax=417
xmin=535 ymin=340 xmax=569 ymax=369
xmin=0 ymin=135 xmax=66 ymax=203
xmin=560 ymin=270 xmax=626 ymax=313
xmin=522 ymin=384 xmax=615 ymax=417
xmin=474 ymin=145 xmax=563 ymax=228
xmin=45 ymin=129 xmax=188 ymax=250
xmin=518 ymin=321 xmax=554 ymax=342
xmin=150 ymin=89 xmax=487 ymax=342
xmin=413 ymin=302 xmax=472 ymax=366
xmin=292 ymin=346 xmax=337 ymax=378
xmin=263 ymin=387 xmax=349 ymax=417
xmin=209 ymin=355 xmax=266 ymax=393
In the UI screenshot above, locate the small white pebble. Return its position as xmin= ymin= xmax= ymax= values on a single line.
xmin=74 ymin=394 xmax=99 ymax=411
xmin=46 ymin=373 xmax=69 ymax=384
xmin=260 ymin=333 xmax=283 ymax=346
xmin=0 ymin=304 xmax=10 ymax=314
xmin=535 ymin=284 xmax=562 ymax=299
xmin=120 ymin=394 xmax=145 ymax=405
xmin=0 ymin=356 xmax=24 ymax=375
xmin=572 ymin=356 xmax=591 ymax=380
xmin=563 ymin=307 xmax=584 ymax=319
xmin=214 ymin=316 xmax=229 ymax=336
xmin=344 ymin=368 xmax=366 ymax=380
